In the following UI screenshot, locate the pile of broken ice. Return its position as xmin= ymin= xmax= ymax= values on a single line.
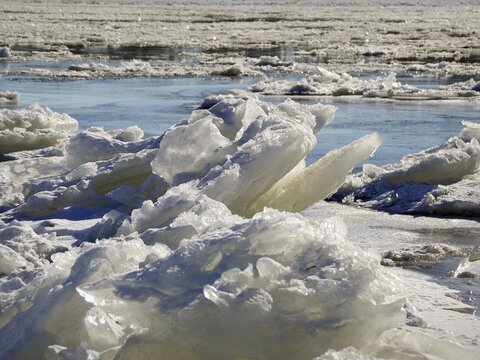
xmin=0 ymin=95 xmax=479 ymax=359
xmin=334 ymin=121 xmax=480 ymax=216
xmin=251 ymin=67 xmax=480 ymax=100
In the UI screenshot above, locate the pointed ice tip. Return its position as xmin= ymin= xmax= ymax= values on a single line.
xmin=361 ymin=132 xmax=382 ymax=156
xmin=245 ymin=131 xmax=384 ymax=216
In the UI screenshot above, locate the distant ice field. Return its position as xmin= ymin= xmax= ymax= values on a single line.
xmin=2 ymin=63 xmax=479 ymax=169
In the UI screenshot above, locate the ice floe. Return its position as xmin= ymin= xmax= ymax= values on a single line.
xmin=0 ymin=91 xmax=19 ymax=105
xmin=333 ymin=121 xmax=480 ymax=216
xmin=0 ymin=105 xmax=78 ymax=154
xmin=250 ymin=69 xmax=480 ymax=100
xmin=0 ymin=208 xmax=408 ymax=359
xmin=0 ymin=95 xmax=391 ymax=358
xmin=0 ymin=95 xmax=370 ymax=221
xmin=0 ymin=46 xmax=10 ymax=58
xmin=19 ymin=56 xmax=293 ymax=80
xmin=381 ymin=244 xmax=467 ymax=268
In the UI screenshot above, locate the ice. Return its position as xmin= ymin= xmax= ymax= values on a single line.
xmin=371 ymin=328 xmax=480 ymax=359
xmin=255 ymin=55 xmax=292 ymax=67
xmin=3 ymin=0 xmax=480 ymax=82
xmin=250 ymin=70 xmax=480 ymax=100
xmin=1 ymin=156 xmax=65 ymax=187
xmin=1 ymin=93 xmax=479 ymax=358
xmin=460 ymin=120 xmax=480 ymax=142
xmin=0 ymin=221 xmax=69 ymax=271
xmin=21 ymin=60 xmax=191 ymax=79
xmin=149 ymin=96 xmax=342 ymax=217
xmin=453 ymin=253 xmax=480 ymax=278
xmin=0 ymin=46 xmax=10 ymax=58
xmin=0 ymin=174 xmax=22 ymax=208
xmin=333 ymin=121 xmax=480 ymax=216
xmin=0 ymin=244 xmax=29 ymax=275
xmin=0 ymin=208 xmax=408 ymax=359
xmin=65 ymin=126 xmax=157 ymax=168
xmin=246 ymin=133 xmax=381 ymax=216
xmin=381 ymin=244 xmax=466 ymax=268
xmin=0 ymin=91 xmax=19 ymax=105
xmin=0 ymin=105 xmax=78 ymax=154
xmin=0 ymin=235 xmax=170 ymax=359
xmin=249 ymin=70 xmax=407 ymax=97
xmin=151 ymin=113 xmax=234 ymax=185
xmin=314 ymin=347 xmax=378 ymax=360
xmin=383 ymin=138 xmax=480 ymax=186
xmin=197 ymin=90 xmax=259 ymax=110
xmin=303 ymin=201 xmax=480 ymax=351
xmin=4 ymin=97 xmax=342 ymax=221
xmin=210 ymin=62 xmax=260 ymax=77
xmin=18 ymin=149 xmax=160 ymax=218
xmin=3 ymin=1 xmax=480 ymax=356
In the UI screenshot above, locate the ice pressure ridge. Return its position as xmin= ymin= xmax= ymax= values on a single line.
xmin=1 ymin=95 xmax=479 ymax=359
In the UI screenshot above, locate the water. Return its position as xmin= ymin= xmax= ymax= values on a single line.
xmin=1 ymin=64 xmax=479 ymax=167
xmin=0 ymin=75 xmax=255 ymax=136
xmin=300 ymin=97 xmax=480 ymax=166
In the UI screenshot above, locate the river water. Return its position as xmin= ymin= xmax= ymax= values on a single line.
xmin=1 ymin=61 xmax=480 ymax=167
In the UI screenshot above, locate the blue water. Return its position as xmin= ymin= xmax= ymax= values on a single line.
xmin=0 ymin=76 xmax=254 ymax=136
xmin=1 ymin=63 xmax=479 ymax=167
